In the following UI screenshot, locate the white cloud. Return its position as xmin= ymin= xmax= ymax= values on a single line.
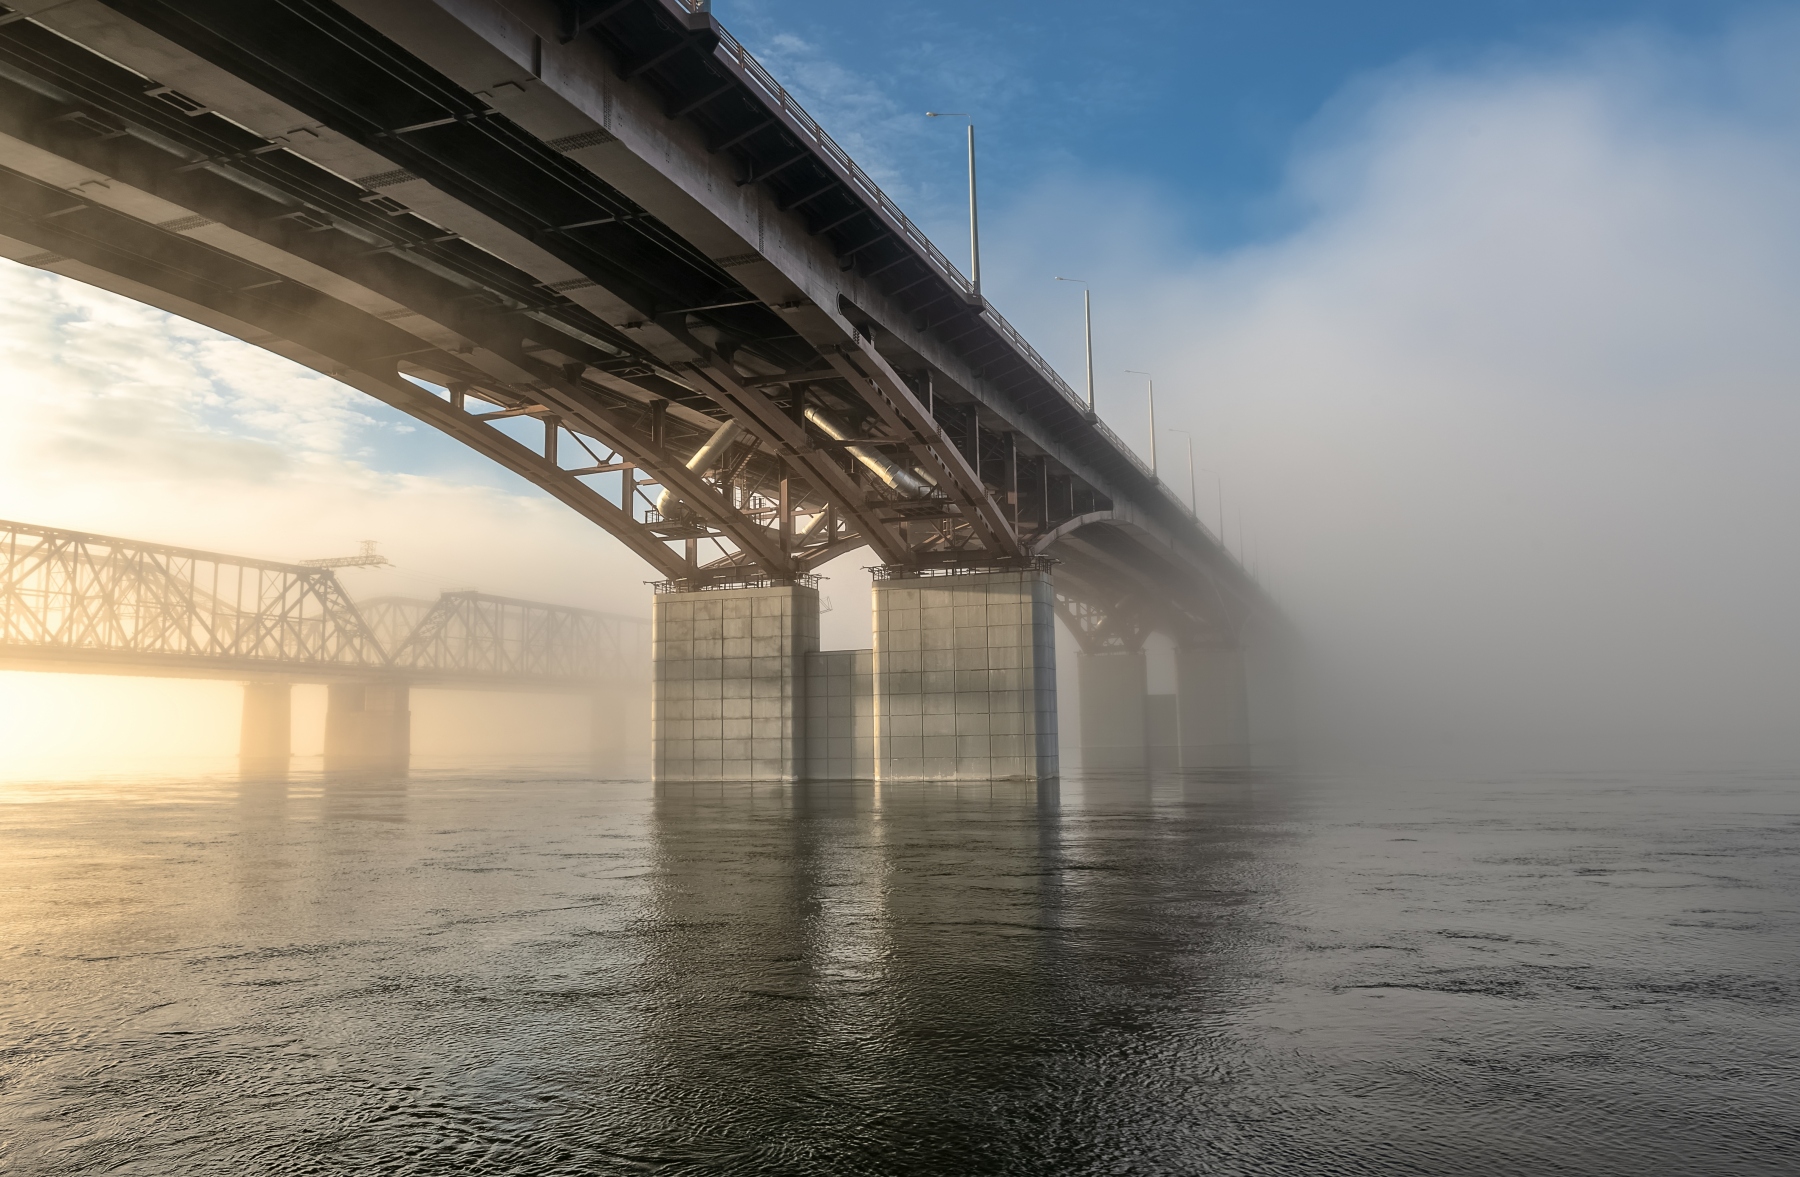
xmin=984 ymin=14 xmax=1800 ymax=761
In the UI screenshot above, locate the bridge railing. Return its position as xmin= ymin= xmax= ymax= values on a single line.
xmin=666 ymin=1 xmax=1171 ymax=489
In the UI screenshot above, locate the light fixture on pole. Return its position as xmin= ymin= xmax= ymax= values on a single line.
xmin=925 ymin=112 xmax=980 ymax=299
xmin=1054 ymin=277 xmax=1095 ymax=418
xmin=1167 ymin=428 xmax=1198 ymax=516
xmin=1125 ymin=369 xmax=1156 ymax=478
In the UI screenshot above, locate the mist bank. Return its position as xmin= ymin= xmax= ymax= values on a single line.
xmin=981 ymin=12 xmax=1800 ymax=766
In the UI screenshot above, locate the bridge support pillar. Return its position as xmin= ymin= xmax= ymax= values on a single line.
xmin=324 ymin=682 xmax=410 ymax=776
xmin=804 ymin=649 xmax=875 ymax=781
xmin=1077 ymin=652 xmax=1149 ymax=770
xmin=238 ymin=682 xmax=291 ymax=778
xmin=873 ymin=568 xmax=1058 ymax=782
xmin=1176 ymin=642 xmax=1250 ymax=767
xmin=653 ymin=583 xmax=819 ymax=782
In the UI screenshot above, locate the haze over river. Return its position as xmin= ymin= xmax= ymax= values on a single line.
xmin=1 ymin=764 xmax=1796 ymax=1174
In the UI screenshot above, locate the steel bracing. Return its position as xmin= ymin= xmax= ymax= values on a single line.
xmin=0 ymin=0 xmax=1276 ymax=644
xmin=0 ymin=520 xmax=644 ymax=687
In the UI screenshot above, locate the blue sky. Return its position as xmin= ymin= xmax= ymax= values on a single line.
xmin=728 ymin=0 xmax=1760 ymax=247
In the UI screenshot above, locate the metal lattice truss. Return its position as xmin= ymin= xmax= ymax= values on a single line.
xmin=0 ymin=520 xmax=644 ymax=688
xmin=1053 ymin=590 xmax=1150 ymax=656
xmin=377 ymin=591 xmax=644 ymax=685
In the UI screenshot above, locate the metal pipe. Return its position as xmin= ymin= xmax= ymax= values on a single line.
xmin=803 ymin=406 xmax=934 ymax=498
xmin=655 ymin=418 xmax=743 ymax=516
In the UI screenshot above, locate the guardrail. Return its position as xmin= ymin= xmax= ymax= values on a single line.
xmin=664 ymin=1 xmax=1167 ymax=491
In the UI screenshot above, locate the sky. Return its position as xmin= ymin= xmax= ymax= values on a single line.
xmin=4 ymin=0 xmax=1800 ymax=766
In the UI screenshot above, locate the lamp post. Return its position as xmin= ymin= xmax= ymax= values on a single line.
xmin=925 ymin=112 xmax=980 ymax=298
xmin=1125 ymin=369 xmax=1156 ymax=478
xmin=1054 ymin=277 xmax=1095 ymax=417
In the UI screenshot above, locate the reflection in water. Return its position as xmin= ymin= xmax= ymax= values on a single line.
xmin=0 ymin=768 xmax=1796 ymax=1174
xmin=319 ymin=774 xmax=410 ymax=825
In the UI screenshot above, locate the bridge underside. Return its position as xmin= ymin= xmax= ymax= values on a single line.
xmin=0 ymin=0 xmax=1281 ymax=777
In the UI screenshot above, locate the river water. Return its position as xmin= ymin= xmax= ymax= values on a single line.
xmin=1 ymin=764 xmax=1796 ymax=1175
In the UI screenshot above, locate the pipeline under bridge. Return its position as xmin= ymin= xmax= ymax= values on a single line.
xmin=0 ymin=519 xmax=649 ymax=773
xmin=0 ymin=0 xmax=1287 ymax=781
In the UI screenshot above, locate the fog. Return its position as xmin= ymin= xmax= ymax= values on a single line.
xmin=3 ymin=16 xmax=1798 ymax=770
xmin=0 ymin=676 xmax=602 ymax=782
xmin=978 ymin=14 xmax=1800 ymax=766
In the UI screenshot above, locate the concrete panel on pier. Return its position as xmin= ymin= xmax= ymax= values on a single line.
xmin=804 ymin=649 xmax=874 ymax=781
xmin=873 ymin=570 xmax=1058 ymax=783
xmin=653 ymin=584 xmax=820 ymax=782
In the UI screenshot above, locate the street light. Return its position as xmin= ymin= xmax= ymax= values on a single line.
xmin=1125 ymin=369 xmax=1156 ymax=478
xmin=1054 ymin=277 xmax=1095 ymax=418
xmin=925 ymin=112 xmax=980 ymax=298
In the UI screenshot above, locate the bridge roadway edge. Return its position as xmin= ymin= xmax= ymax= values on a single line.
xmin=394 ymin=0 xmax=1251 ymax=603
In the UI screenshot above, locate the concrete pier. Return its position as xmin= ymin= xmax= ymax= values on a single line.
xmin=238 ymin=681 xmax=291 ymax=777
xmin=1147 ymin=693 xmax=1180 ymax=770
xmin=324 ymin=681 xmax=410 ymax=775
xmin=1077 ymin=651 xmax=1149 ymax=770
xmin=1175 ymin=642 xmax=1250 ymax=767
xmin=804 ymin=649 xmax=874 ymax=781
xmin=872 ymin=569 xmax=1058 ymax=782
xmin=652 ymin=583 xmax=820 ymax=782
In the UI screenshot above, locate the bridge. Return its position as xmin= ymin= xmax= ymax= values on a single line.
xmin=0 ymin=519 xmax=649 ymax=772
xmin=0 ymin=0 xmax=1279 ymax=782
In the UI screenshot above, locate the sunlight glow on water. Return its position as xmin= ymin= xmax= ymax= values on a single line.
xmin=1 ymin=767 xmax=1796 ymax=1174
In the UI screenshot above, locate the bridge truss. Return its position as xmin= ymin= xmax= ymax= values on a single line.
xmin=0 ymin=520 xmax=644 ymax=687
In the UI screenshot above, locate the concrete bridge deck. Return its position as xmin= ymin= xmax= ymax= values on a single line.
xmin=0 ymin=0 xmax=1286 ymax=780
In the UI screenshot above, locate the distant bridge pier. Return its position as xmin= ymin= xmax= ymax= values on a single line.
xmin=238 ymin=682 xmax=292 ymax=778
xmin=1077 ymin=650 xmax=1151 ymax=771
xmin=324 ymin=682 xmax=411 ymax=776
xmin=1175 ymin=643 xmax=1251 ymax=768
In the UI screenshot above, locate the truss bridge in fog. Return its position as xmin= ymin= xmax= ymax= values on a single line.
xmin=0 ymin=0 xmax=1287 ymax=781
xmin=0 ymin=519 xmax=648 ymax=772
